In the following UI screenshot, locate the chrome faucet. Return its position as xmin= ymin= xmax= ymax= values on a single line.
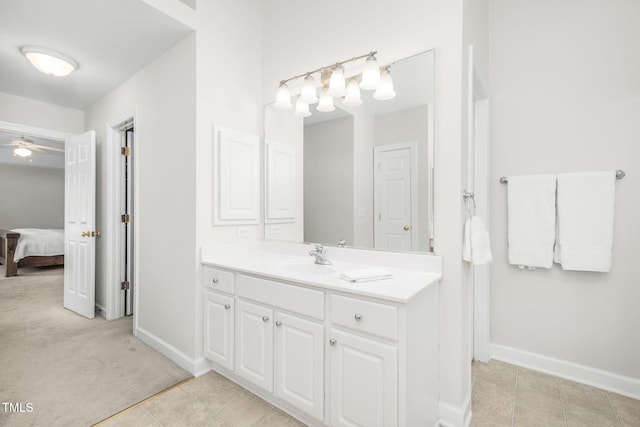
xmin=309 ymin=243 xmax=332 ymax=265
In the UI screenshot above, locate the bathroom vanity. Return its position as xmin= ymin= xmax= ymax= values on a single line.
xmin=201 ymin=241 xmax=442 ymax=426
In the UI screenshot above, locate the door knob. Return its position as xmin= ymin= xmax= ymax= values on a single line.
xmin=91 ymin=231 xmax=101 ymax=238
xmin=81 ymin=231 xmax=91 ymax=237
xmin=403 ymin=225 xmax=410 ymax=231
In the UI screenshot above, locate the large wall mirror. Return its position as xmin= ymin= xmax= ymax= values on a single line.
xmin=264 ymin=50 xmax=434 ymax=253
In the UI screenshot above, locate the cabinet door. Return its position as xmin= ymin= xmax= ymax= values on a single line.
xmin=329 ymin=329 xmax=398 ymax=427
xmin=235 ymin=299 xmax=274 ymax=392
xmin=275 ymin=312 xmax=324 ymax=421
xmin=204 ymin=292 xmax=234 ymax=370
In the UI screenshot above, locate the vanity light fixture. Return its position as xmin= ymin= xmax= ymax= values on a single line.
xmin=273 ymin=51 xmax=395 ymax=117
xmin=316 ymin=86 xmax=335 ymax=112
xmin=373 ymin=67 xmax=396 ymax=100
xmin=20 ymin=46 xmax=78 ymax=77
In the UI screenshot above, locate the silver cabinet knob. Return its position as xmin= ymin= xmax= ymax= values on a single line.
xmin=262 ymin=316 xmax=269 ymax=323
xmin=224 ymin=304 xmax=231 ymax=310
xmin=275 ymin=320 xmax=282 ymax=327
xmin=329 ymin=339 xmax=337 ymax=346
xmin=212 ymin=278 xmax=219 ymax=284
xmin=354 ymin=313 xmax=363 ymax=321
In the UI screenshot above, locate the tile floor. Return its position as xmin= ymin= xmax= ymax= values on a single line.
xmin=471 ymin=360 xmax=640 ymax=427
xmin=99 ymin=361 xmax=640 ymax=426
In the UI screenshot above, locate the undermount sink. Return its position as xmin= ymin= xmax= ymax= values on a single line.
xmin=272 ymin=261 xmax=337 ymax=278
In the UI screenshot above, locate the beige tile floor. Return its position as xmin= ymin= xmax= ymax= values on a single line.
xmin=96 ymin=371 xmax=304 ymax=427
xmin=99 ymin=361 xmax=640 ymax=426
xmin=472 ymin=360 xmax=640 ymax=427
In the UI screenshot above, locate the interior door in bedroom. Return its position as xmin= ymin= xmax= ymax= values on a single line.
xmin=64 ymin=131 xmax=96 ymax=319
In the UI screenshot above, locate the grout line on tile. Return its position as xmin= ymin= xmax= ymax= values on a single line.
xmin=141 ymin=406 xmax=163 ymax=427
xmin=511 ymin=366 xmax=519 ymax=427
xmin=559 ymin=379 xmax=568 ymax=427
xmin=605 ymin=391 xmax=624 ymax=426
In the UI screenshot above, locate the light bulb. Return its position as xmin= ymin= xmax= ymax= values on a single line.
xmin=299 ymin=74 xmax=319 ymax=104
xmin=343 ymin=79 xmax=363 ymax=107
xmin=274 ymin=82 xmax=292 ymax=110
xmin=373 ymin=67 xmax=396 ymax=100
xmin=316 ymin=86 xmax=335 ymax=112
xmin=14 ymin=147 xmax=32 ymax=157
xmin=328 ymin=65 xmax=346 ymax=97
xmin=294 ymin=97 xmax=311 ymax=118
xmin=359 ymin=54 xmax=381 ymax=90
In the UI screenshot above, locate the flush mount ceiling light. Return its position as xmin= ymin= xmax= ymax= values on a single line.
xmin=20 ymin=46 xmax=78 ymax=77
xmin=273 ymin=51 xmax=395 ymax=117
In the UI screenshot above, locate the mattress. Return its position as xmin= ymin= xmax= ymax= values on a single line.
xmin=12 ymin=228 xmax=64 ymax=262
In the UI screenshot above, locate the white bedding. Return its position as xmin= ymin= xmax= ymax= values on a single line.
xmin=12 ymin=228 xmax=64 ymax=262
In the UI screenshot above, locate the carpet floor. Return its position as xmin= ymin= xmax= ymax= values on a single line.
xmin=0 ymin=265 xmax=192 ymax=427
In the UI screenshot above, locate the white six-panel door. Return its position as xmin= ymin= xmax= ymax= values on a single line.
xmin=64 ymin=131 xmax=96 ymax=319
xmin=374 ymin=142 xmax=418 ymax=251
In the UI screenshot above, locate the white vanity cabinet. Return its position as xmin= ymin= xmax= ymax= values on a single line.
xmin=203 ymin=266 xmax=236 ymax=370
xmin=235 ymin=273 xmax=325 ymax=422
xmin=201 ymin=257 xmax=440 ymax=427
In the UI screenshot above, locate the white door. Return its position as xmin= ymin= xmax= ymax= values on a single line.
xmin=275 ymin=312 xmax=324 ymax=421
xmin=329 ymin=329 xmax=398 ymax=427
xmin=64 ymin=131 xmax=96 ymax=319
xmin=374 ymin=143 xmax=417 ymax=251
xmin=204 ymin=292 xmax=234 ymax=370
xmin=235 ymin=300 xmax=274 ymax=392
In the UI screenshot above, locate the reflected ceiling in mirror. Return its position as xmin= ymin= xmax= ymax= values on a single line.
xmin=264 ymin=50 xmax=434 ymax=254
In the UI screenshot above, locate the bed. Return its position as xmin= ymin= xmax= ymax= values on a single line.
xmin=0 ymin=228 xmax=65 ymax=277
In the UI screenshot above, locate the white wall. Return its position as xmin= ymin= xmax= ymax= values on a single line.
xmin=304 ymin=117 xmax=355 ymax=245
xmin=85 ymin=35 xmax=197 ymax=356
xmin=0 ymin=164 xmax=65 ymax=230
xmin=262 ymin=0 xmax=469 ymax=415
xmin=489 ymin=0 xmax=640 ymax=381
xmin=0 ymin=92 xmax=84 ymax=134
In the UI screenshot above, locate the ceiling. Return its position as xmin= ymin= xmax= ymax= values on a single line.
xmin=0 ymin=0 xmax=194 ymax=110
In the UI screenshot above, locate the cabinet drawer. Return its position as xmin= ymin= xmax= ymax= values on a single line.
xmin=237 ymin=274 xmax=324 ymax=320
xmin=330 ymin=294 xmax=398 ymax=341
xmin=203 ymin=266 xmax=235 ymax=294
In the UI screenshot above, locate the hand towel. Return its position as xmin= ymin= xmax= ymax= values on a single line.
xmin=556 ymin=171 xmax=616 ymax=272
xmin=340 ymin=268 xmax=393 ymax=283
xmin=507 ymin=174 xmax=557 ymax=268
xmin=463 ymin=216 xmax=493 ymax=265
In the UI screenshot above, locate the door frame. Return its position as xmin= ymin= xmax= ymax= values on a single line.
xmin=105 ymin=109 xmax=139 ymax=327
xmin=373 ymin=141 xmax=419 ymax=250
xmin=467 ymin=46 xmax=491 ymax=363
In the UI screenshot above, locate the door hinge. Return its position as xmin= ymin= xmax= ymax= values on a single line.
xmin=121 ymin=146 xmax=131 ymax=156
xmin=121 ymin=214 xmax=130 ymax=223
xmin=121 ymin=281 xmax=130 ymax=290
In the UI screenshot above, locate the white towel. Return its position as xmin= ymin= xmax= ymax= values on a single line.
xmin=556 ymin=171 xmax=616 ymax=272
xmin=463 ymin=216 xmax=493 ymax=265
xmin=340 ymin=268 xmax=393 ymax=283
xmin=507 ymin=174 xmax=557 ymax=268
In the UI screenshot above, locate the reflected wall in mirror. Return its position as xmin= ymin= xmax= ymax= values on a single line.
xmin=264 ymin=50 xmax=434 ymax=253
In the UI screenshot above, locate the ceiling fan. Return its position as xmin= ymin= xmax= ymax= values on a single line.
xmin=0 ymin=135 xmax=64 ymax=157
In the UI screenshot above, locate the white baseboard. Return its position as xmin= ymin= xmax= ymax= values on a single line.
xmin=439 ymin=392 xmax=471 ymax=427
xmin=136 ymin=326 xmax=202 ymax=376
xmin=491 ymin=343 xmax=640 ymax=399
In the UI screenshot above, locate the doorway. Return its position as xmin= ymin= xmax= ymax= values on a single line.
xmin=105 ymin=111 xmax=137 ymax=322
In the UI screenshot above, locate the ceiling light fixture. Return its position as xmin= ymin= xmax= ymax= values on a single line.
xmin=274 ymin=51 xmax=395 ymax=118
xmin=14 ymin=147 xmax=32 ymax=157
xmin=20 ymin=46 xmax=78 ymax=77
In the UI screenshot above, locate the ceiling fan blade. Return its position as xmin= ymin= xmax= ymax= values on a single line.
xmin=29 ymin=146 xmax=46 ymax=153
xmin=34 ymin=144 xmax=64 ymax=153
xmin=1 ymin=142 xmax=20 ymax=147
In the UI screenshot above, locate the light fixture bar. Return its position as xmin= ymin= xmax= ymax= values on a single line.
xmin=278 ymin=51 xmax=377 ymax=86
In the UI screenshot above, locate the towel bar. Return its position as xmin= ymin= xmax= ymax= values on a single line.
xmin=500 ymin=169 xmax=625 ymax=184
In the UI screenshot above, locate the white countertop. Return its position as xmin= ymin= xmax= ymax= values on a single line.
xmin=201 ymin=241 xmax=442 ymax=303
